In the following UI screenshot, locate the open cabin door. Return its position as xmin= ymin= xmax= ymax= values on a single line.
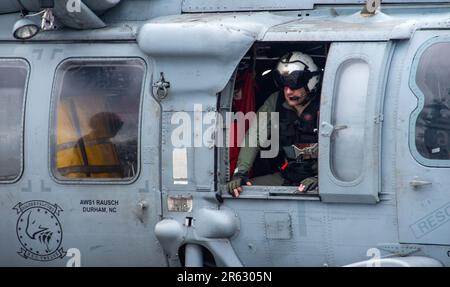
xmin=319 ymin=42 xmax=393 ymax=204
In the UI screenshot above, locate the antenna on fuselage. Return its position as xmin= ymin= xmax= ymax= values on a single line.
xmin=361 ymin=0 xmax=381 ymax=16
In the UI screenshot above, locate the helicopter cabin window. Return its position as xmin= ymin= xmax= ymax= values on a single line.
xmin=225 ymin=42 xmax=328 ymax=195
xmin=413 ymin=42 xmax=450 ymax=162
xmin=51 ymin=59 xmax=144 ymax=181
xmin=0 ymin=59 xmax=28 ymax=182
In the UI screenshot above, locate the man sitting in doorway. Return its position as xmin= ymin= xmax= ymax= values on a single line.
xmin=227 ymin=51 xmax=321 ymax=197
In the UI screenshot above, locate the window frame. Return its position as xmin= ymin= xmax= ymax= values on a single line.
xmin=49 ymin=57 xmax=146 ymax=185
xmin=409 ymin=37 xmax=450 ymax=167
xmin=330 ymin=57 xmax=371 ymax=185
xmin=0 ymin=58 xmax=30 ymax=184
xmin=218 ymin=55 xmax=323 ymax=200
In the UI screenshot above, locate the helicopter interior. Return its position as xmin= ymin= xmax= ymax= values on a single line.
xmin=228 ymin=42 xmax=330 ymax=187
xmin=51 ymin=59 xmax=145 ymax=181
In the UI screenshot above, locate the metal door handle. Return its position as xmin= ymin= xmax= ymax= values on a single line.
xmin=138 ymin=200 xmax=148 ymax=210
xmin=136 ymin=200 xmax=148 ymax=223
xmin=334 ymin=125 xmax=348 ymax=131
xmin=410 ymin=178 xmax=432 ymax=188
xmin=321 ymin=122 xmax=348 ymax=137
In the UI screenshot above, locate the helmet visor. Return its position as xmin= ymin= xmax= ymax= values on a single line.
xmin=274 ymin=70 xmax=313 ymax=90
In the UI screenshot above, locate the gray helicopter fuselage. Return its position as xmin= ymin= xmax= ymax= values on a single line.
xmin=0 ymin=0 xmax=449 ymax=267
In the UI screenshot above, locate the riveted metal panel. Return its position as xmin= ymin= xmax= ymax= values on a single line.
xmin=264 ymin=212 xmax=292 ymax=240
xmin=182 ymin=0 xmax=448 ymax=13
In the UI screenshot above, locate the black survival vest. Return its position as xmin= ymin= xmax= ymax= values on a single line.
xmin=275 ymin=92 xmax=320 ymax=185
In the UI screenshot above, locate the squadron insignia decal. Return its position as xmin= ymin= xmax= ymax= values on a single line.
xmin=13 ymin=200 xmax=66 ymax=261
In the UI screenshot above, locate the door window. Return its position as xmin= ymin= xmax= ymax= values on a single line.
xmin=51 ymin=59 xmax=145 ymax=181
xmin=413 ymin=42 xmax=450 ymax=162
xmin=0 ymin=59 xmax=29 ymax=182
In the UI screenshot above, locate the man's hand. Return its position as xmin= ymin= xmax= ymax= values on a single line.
xmin=297 ymin=176 xmax=318 ymax=193
xmin=227 ymin=173 xmax=252 ymax=197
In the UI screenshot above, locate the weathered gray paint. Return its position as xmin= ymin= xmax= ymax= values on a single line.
xmin=396 ymin=30 xmax=450 ymax=246
xmin=52 ymin=0 xmax=106 ymax=29
xmin=0 ymin=0 xmax=121 ymax=14
xmin=0 ymin=0 xmax=449 ymax=267
xmin=318 ymin=41 xmax=393 ymax=204
xmin=263 ymin=12 xmax=416 ymax=41
xmin=137 ymin=12 xmax=294 ymax=104
xmin=0 ymin=0 xmax=21 ymax=13
xmin=182 ymin=0 xmax=450 ymax=12
xmin=0 ymin=43 xmax=165 ymax=266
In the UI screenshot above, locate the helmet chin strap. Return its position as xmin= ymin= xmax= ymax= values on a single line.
xmin=285 ymin=86 xmax=313 ymax=106
xmin=297 ymin=96 xmax=310 ymax=106
xmin=299 ymin=87 xmax=314 ymax=106
xmin=300 ymin=91 xmax=319 ymax=106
